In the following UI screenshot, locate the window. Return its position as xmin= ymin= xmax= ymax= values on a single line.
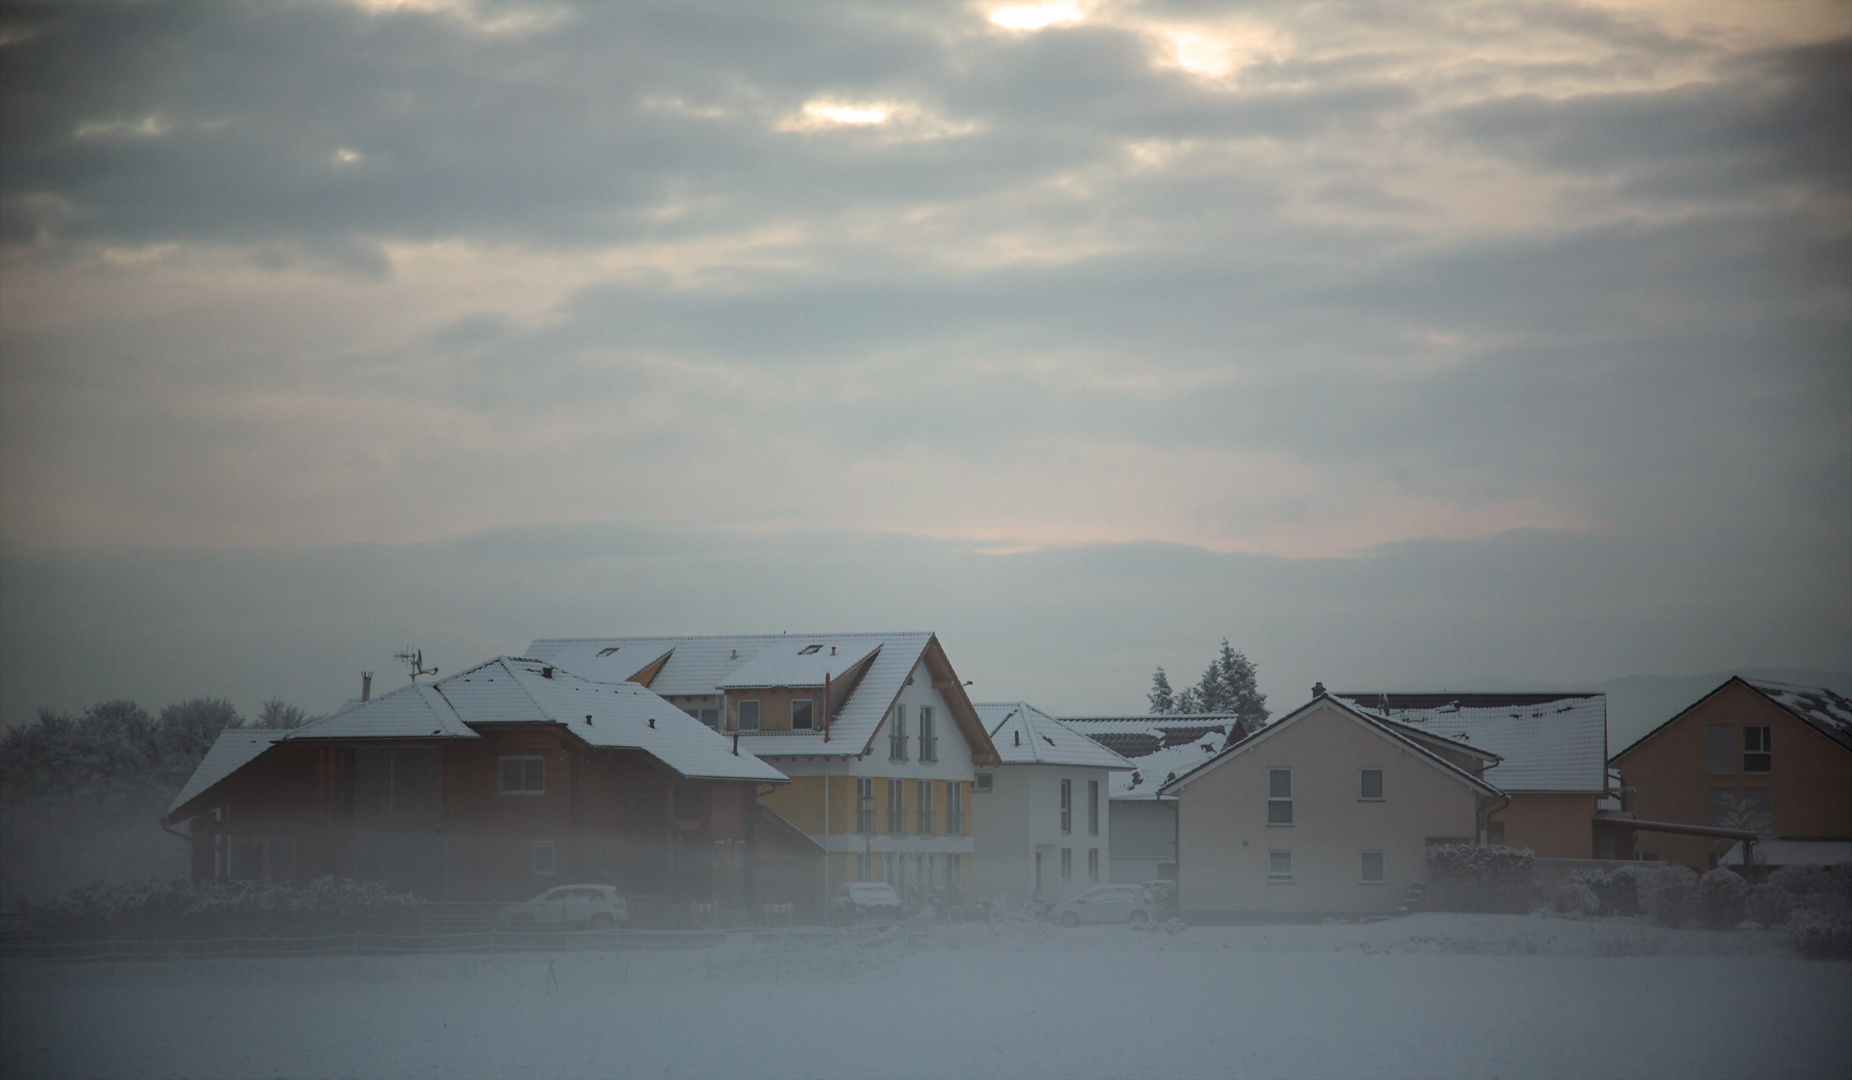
xmin=1360 ymin=769 xmax=1385 ymax=800
xmin=1706 ymin=725 xmax=1736 ymax=775
xmin=947 ymin=781 xmax=965 ymax=835
xmin=1268 ymin=768 xmax=1292 ymax=825
xmin=1088 ymin=848 xmax=1100 ymax=881
xmin=697 ymin=708 xmax=719 ymax=728
xmin=737 ymin=700 xmax=760 ymax=731
xmin=1061 ymin=848 xmax=1072 ymax=881
xmin=857 ymin=778 xmax=875 ymax=835
xmin=358 ymin=747 xmax=440 ymax=820
xmin=917 ymin=779 xmax=934 ymax=835
xmin=1060 ymin=779 xmax=1073 ymax=834
xmin=1268 ymin=850 xmax=1293 ymax=881
xmin=1362 ymin=851 xmax=1386 ymax=883
xmin=919 ymin=707 xmax=938 ymax=762
xmin=888 ymin=778 xmax=906 ymax=834
xmin=1710 ymin=787 xmax=1773 ymax=834
xmin=1034 ymin=851 xmax=1043 ymax=894
xmin=889 ymin=705 xmax=909 ymax=762
xmin=499 ymin=755 xmax=544 ymax=797
xmin=975 ymin=773 xmax=993 ymax=793
xmin=596 ymin=646 xmax=620 ymax=657
xmin=1741 ymin=789 xmax=1772 ymax=834
xmin=798 ymin=644 xmax=822 ymax=655
xmin=1088 ymin=780 xmax=1100 ymax=835
xmin=791 ymin=699 xmax=814 ymax=730
xmin=532 ymin=841 xmax=556 ymax=875
xmin=1743 ymin=727 xmax=1771 ymax=773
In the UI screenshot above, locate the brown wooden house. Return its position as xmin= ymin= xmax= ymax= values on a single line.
xmin=165 ymin=657 xmax=813 ymax=922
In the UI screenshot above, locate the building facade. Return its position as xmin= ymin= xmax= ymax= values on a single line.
xmin=1611 ymin=677 xmax=1852 ymax=871
xmin=1161 ymin=695 xmax=1503 ymax=920
xmin=529 ymin=632 xmax=999 ymax=908
xmin=969 ymin=702 xmax=1132 ymax=905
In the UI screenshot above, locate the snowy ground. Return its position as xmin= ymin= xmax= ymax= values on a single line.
xmin=3 ymin=914 xmax=1847 ymax=1079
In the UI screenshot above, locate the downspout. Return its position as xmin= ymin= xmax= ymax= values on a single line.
xmin=1478 ymin=794 xmax=1510 ymax=845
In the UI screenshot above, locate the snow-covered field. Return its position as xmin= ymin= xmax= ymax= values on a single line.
xmin=3 ymin=914 xmax=1847 ymax=1079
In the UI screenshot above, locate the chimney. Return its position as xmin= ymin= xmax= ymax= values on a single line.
xmin=1311 ymin=681 xmax=1327 ymax=698
xmin=361 ymin=672 xmax=373 ymax=702
xmin=541 ymin=666 xmax=554 ymax=679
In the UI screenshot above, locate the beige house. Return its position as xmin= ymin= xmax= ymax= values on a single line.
xmin=1611 ymin=677 xmax=1852 ymax=871
xmin=1160 ymin=694 xmax=1503 ymax=921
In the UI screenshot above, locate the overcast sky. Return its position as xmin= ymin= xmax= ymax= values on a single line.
xmin=2 ymin=1 xmax=1847 ymax=731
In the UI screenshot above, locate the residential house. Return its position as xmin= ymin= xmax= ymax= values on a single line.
xmin=164 ymin=657 xmax=798 ymax=922
xmin=969 ymin=702 xmax=1133 ymax=905
xmin=529 ymin=632 xmax=1000 ymax=908
xmin=1160 ymin=693 xmax=1504 ymax=921
xmin=1337 ymin=692 xmax=1608 ymax=858
xmin=1061 ymin=714 xmax=1250 ymax=884
xmin=1610 ymin=678 xmax=1852 ymax=871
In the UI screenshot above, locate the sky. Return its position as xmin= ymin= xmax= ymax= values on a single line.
xmin=1 ymin=1 xmax=1848 ymax=732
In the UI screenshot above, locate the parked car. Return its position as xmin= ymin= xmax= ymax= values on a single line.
xmin=496 ymin=884 xmax=629 ymax=930
xmin=831 ymin=882 xmax=905 ymax=923
xmin=1139 ymin=880 xmax=1179 ymax=918
xmin=1049 ymin=884 xmax=1158 ymax=928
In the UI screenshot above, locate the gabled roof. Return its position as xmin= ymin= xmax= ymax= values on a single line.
xmin=975 ymin=702 xmax=1134 ymax=769
xmin=1110 ymin=732 xmax=1226 ymax=801
xmin=1158 ymin=695 xmax=1505 ymax=799
xmin=168 ymin=656 xmax=786 ymax=823
xmin=166 ymin=729 xmax=284 ymax=818
xmin=528 ymin=632 xmax=999 ymax=763
xmin=1337 ymin=691 xmax=1605 ymax=793
xmin=1613 ymin=676 xmax=1852 ymax=761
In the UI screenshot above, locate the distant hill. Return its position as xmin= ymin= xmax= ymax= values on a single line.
xmin=1596 ymin=668 xmax=1852 ymax=757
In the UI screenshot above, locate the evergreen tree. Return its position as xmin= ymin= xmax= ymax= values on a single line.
xmin=1147 ymin=668 xmax=1176 ymax=714
xmin=1150 ymin=640 xmax=1271 ymax=729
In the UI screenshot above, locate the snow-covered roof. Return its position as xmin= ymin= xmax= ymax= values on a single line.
xmin=1110 ymin=732 xmax=1226 ymax=801
xmin=1337 ymin=692 xmax=1607 ymax=793
xmin=975 ymin=702 xmax=1133 ymax=769
xmin=1058 ymin=714 xmax=1245 ymax=760
xmin=283 ymin=682 xmax=481 ymax=741
xmin=167 ymin=729 xmax=284 ymax=816
xmin=1160 ymin=696 xmax=1505 ymax=800
xmin=528 ymin=632 xmax=996 ymax=762
xmin=1742 ymin=679 xmax=1852 ymax=753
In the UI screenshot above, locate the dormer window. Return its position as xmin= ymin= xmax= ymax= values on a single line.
xmin=798 ymin=644 xmax=823 ymax=655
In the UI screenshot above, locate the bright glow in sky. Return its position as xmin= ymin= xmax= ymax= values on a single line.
xmin=804 ymin=103 xmax=888 ymax=125
xmin=989 ymin=2 xmax=1085 ymax=31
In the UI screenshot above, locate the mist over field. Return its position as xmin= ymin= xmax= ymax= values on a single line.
xmin=2 ymin=0 xmax=1848 ymax=1076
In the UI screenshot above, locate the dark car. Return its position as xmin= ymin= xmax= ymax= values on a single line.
xmin=831 ymin=882 xmax=905 ymax=923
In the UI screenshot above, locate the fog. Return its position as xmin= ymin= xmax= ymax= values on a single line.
xmin=3 ymin=1 xmax=1849 ymax=1076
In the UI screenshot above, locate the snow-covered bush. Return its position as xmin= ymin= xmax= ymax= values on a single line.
xmin=1788 ymin=909 xmax=1852 ymax=959
xmin=1547 ymin=882 xmax=1601 ymax=917
xmin=1695 ymin=868 xmax=1748 ymax=929
xmin=1747 ymin=882 xmax=1793 ymax=928
xmin=1762 ymin=864 xmax=1852 ymax=958
xmin=1568 ymin=864 xmax=1658 ymax=916
xmin=1425 ymin=844 xmax=1536 ymax=913
xmin=1637 ymin=864 xmax=1698 ymax=927
xmin=31 ymin=876 xmax=422 ymax=940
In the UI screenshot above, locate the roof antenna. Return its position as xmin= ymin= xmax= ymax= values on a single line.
xmin=395 ymin=647 xmax=438 ymax=683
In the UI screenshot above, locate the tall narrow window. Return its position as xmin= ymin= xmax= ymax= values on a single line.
xmin=532 ymin=841 xmax=557 ymax=875
xmin=1362 ymin=851 xmax=1386 ymax=883
xmin=946 ymin=781 xmax=964 ymax=835
xmin=1061 ymin=848 xmax=1072 ymax=881
xmin=1360 ymin=769 xmax=1385 ymax=800
xmin=889 ymin=705 xmax=909 ymax=762
xmin=1088 ymin=780 xmax=1100 ymax=835
xmin=791 ymin=699 xmax=814 ymax=730
xmin=1706 ymin=725 xmax=1735 ymax=775
xmin=1268 ymin=768 xmax=1293 ymax=825
xmin=919 ymin=707 xmax=937 ymax=762
xmin=1743 ymin=727 xmax=1771 ymax=773
xmin=888 ymin=778 xmax=906 ymax=834
xmin=917 ymin=779 xmax=934 ymax=835
xmin=737 ymin=700 xmax=761 ymax=731
xmin=1268 ymin=850 xmax=1293 ymax=881
xmin=857 ymin=778 xmax=875 ymax=835
xmin=1059 ymin=779 xmax=1073 ymax=834
xmin=1088 ymin=848 xmax=1100 ymax=881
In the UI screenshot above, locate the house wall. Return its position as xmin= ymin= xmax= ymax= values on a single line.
xmin=1173 ymin=702 xmax=1482 ymax=919
xmin=1492 ymin=793 xmax=1597 ymax=859
xmin=970 ymin=764 xmax=1032 ymax=903
xmin=1109 ymin=799 xmax=1177 ymax=883
xmin=1614 ymin=681 xmax=1852 ymax=871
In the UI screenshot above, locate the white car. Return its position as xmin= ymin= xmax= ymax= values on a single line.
xmin=496 ymin=884 xmax=629 ymax=930
xmin=830 ymin=882 xmax=905 ymax=923
xmin=1049 ymin=884 xmax=1158 ymax=928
